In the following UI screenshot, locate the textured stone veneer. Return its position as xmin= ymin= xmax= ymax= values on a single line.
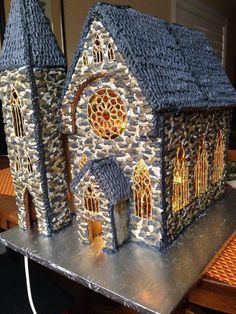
xmin=62 ymin=21 xmax=163 ymax=248
xmin=0 ymin=66 xmax=71 ymax=235
xmin=162 ymin=110 xmax=231 ymax=245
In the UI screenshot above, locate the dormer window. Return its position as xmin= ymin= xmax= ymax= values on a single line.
xmin=10 ymin=88 xmax=25 ymax=137
xmin=82 ymin=52 xmax=89 ymax=66
xmin=93 ymin=35 xmax=103 ymax=64
xmin=108 ymin=43 xmax=115 ymax=60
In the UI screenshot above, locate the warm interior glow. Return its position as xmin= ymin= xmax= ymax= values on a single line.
xmin=194 ymin=137 xmax=209 ymax=196
xmin=10 ymin=88 xmax=25 ymax=137
xmin=84 ymin=185 xmax=99 ymax=213
xmin=212 ymin=130 xmax=225 ymax=184
xmin=172 ymin=144 xmax=189 ymax=212
xmin=133 ymin=159 xmax=152 ymax=219
xmin=82 ymin=52 xmax=89 ymax=66
xmin=88 ymin=88 xmax=127 ymax=140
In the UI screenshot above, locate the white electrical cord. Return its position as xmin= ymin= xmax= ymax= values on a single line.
xmin=24 ymin=256 xmax=38 ymax=314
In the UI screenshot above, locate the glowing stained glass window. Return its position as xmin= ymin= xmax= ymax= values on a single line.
xmin=88 ymin=88 xmax=127 ymax=140
xmin=10 ymin=88 xmax=25 ymax=137
xmin=133 ymin=160 xmax=152 ymax=219
xmin=172 ymin=144 xmax=190 ymax=212
xmin=93 ymin=35 xmax=103 ymax=64
xmin=212 ymin=130 xmax=225 ymax=184
xmin=84 ymin=185 xmax=99 ymax=213
xmin=194 ymin=137 xmax=209 ymax=196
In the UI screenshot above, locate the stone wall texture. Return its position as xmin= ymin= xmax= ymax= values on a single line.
xmin=0 ymin=66 xmax=71 ymax=235
xmin=62 ymin=21 xmax=163 ymax=248
xmin=162 ymin=110 xmax=231 ymax=246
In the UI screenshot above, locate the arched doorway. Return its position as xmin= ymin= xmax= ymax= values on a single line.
xmin=24 ymin=189 xmax=37 ymax=230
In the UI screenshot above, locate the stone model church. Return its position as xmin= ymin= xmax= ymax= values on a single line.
xmin=1 ymin=1 xmax=236 ymax=253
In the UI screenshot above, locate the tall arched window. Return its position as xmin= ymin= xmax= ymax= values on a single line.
xmin=84 ymin=185 xmax=99 ymax=213
xmin=172 ymin=144 xmax=189 ymax=212
xmin=133 ymin=160 xmax=152 ymax=219
xmin=108 ymin=43 xmax=115 ymax=60
xmin=93 ymin=35 xmax=103 ymax=64
xmin=194 ymin=137 xmax=209 ymax=196
xmin=10 ymin=88 xmax=25 ymax=137
xmin=212 ymin=130 xmax=225 ymax=184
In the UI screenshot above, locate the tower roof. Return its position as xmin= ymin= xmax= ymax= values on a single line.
xmin=0 ymin=0 xmax=66 ymax=70
xmin=63 ymin=3 xmax=236 ymax=111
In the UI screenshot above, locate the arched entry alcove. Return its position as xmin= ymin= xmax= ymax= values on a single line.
xmin=23 ymin=188 xmax=37 ymax=230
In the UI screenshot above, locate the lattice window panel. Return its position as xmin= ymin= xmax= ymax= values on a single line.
xmin=133 ymin=160 xmax=152 ymax=219
xmin=212 ymin=130 xmax=225 ymax=184
xmin=194 ymin=137 xmax=209 ymax=196
xmin=15 ymin=155 xmax=21 ymax=172
xmin=88 ymin=88 xmax=127 ymax=140
xmin=84 ymin=185 xmax=99 ymax=213
xmin=10 ymin=88 xmax=25 ymax=137
xmin=93 ymin=35 xmax=103 ymax=64
xmin=172 ymin=144 xmax=190 ymax=212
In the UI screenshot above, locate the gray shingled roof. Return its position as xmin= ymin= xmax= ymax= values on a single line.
xmin=0 ymin=0 xmax=66 ymax=70
xmin=71 ymin=157 xmax=131 ymax=205
xmin=63 ymin=3 xmax=236 ymax=111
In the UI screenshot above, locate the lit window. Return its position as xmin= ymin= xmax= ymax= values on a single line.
xmin=27 ymin=156 xmax=33 ymax=174
xmin=93 ymin=35 xmax=103 ymax=63
xmin=212 ymin=130 xmax=225 ymax=184
xmin=133 ymin=160 xmax=152 ymax=219
xmin=88 ymin=88 xmax=127 ymax=140
xmin=82 ymin=52 xmax=89 ymax=66
xmin=15 ymin=155 xmax=21 ymax=172
xmin=84 ymin=185 xmax=99 ymax=213
xmin=172 ymin=144 xmax=189 ymax=212
xmin=194 ymin=137 xmax=209 ymax=196
xmin=80 ymin=154 xmax=88 ymax=168
xmin=108 ymin=43 xmax=115 ymax=60
xmin=10 ymin=88 xmax=25 ymax=137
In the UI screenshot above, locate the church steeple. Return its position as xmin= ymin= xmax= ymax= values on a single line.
xmin=0 ymin=0 xmax=66 ymax=70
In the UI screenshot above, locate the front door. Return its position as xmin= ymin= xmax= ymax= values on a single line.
xmin=24 ymin=189 xmax=37 ymax=230
xmin=88 ymin=220 xmax=104 ymax=249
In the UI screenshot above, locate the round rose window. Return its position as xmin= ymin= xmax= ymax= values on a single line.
xmin=88 ymin=88 xmax=127 ymax=140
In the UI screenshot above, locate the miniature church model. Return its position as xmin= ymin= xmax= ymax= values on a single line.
xmin=0 ymin=0 xmax=71 ymax=235
xmin=1 ymin=1 xmax=236 ymax=253
xmin=61 ymin=3 xmax=236 ymax=253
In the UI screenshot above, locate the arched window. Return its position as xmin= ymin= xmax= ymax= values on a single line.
xmin=133 ymin=160 xmax=152 ymax=219
xmin=15 ymin=155 xmax=21 ymax=172
xmin=27 ymin=156 xmax=33 ymax=174
xmin=10 ymin=88 xmax=25 ymax=137
xmin=172 ymin=144 xmax=189 ymax=212
xmin=93 ymin=35 xmax=103 ymax=64
xmin=84 ymin=185 xmax=99 ymax=213
xmin=194 ymin=137 xmax=209 ymax=197
xmin=108 ymin=43 xmax=115 ymax=60
xmin=82 ymin=52 xmax=89 ymax=66
xmin=79 ymin=154 xmax=88 ymax=168
xmin=212 ymin=130 xmax=225 ymax=184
